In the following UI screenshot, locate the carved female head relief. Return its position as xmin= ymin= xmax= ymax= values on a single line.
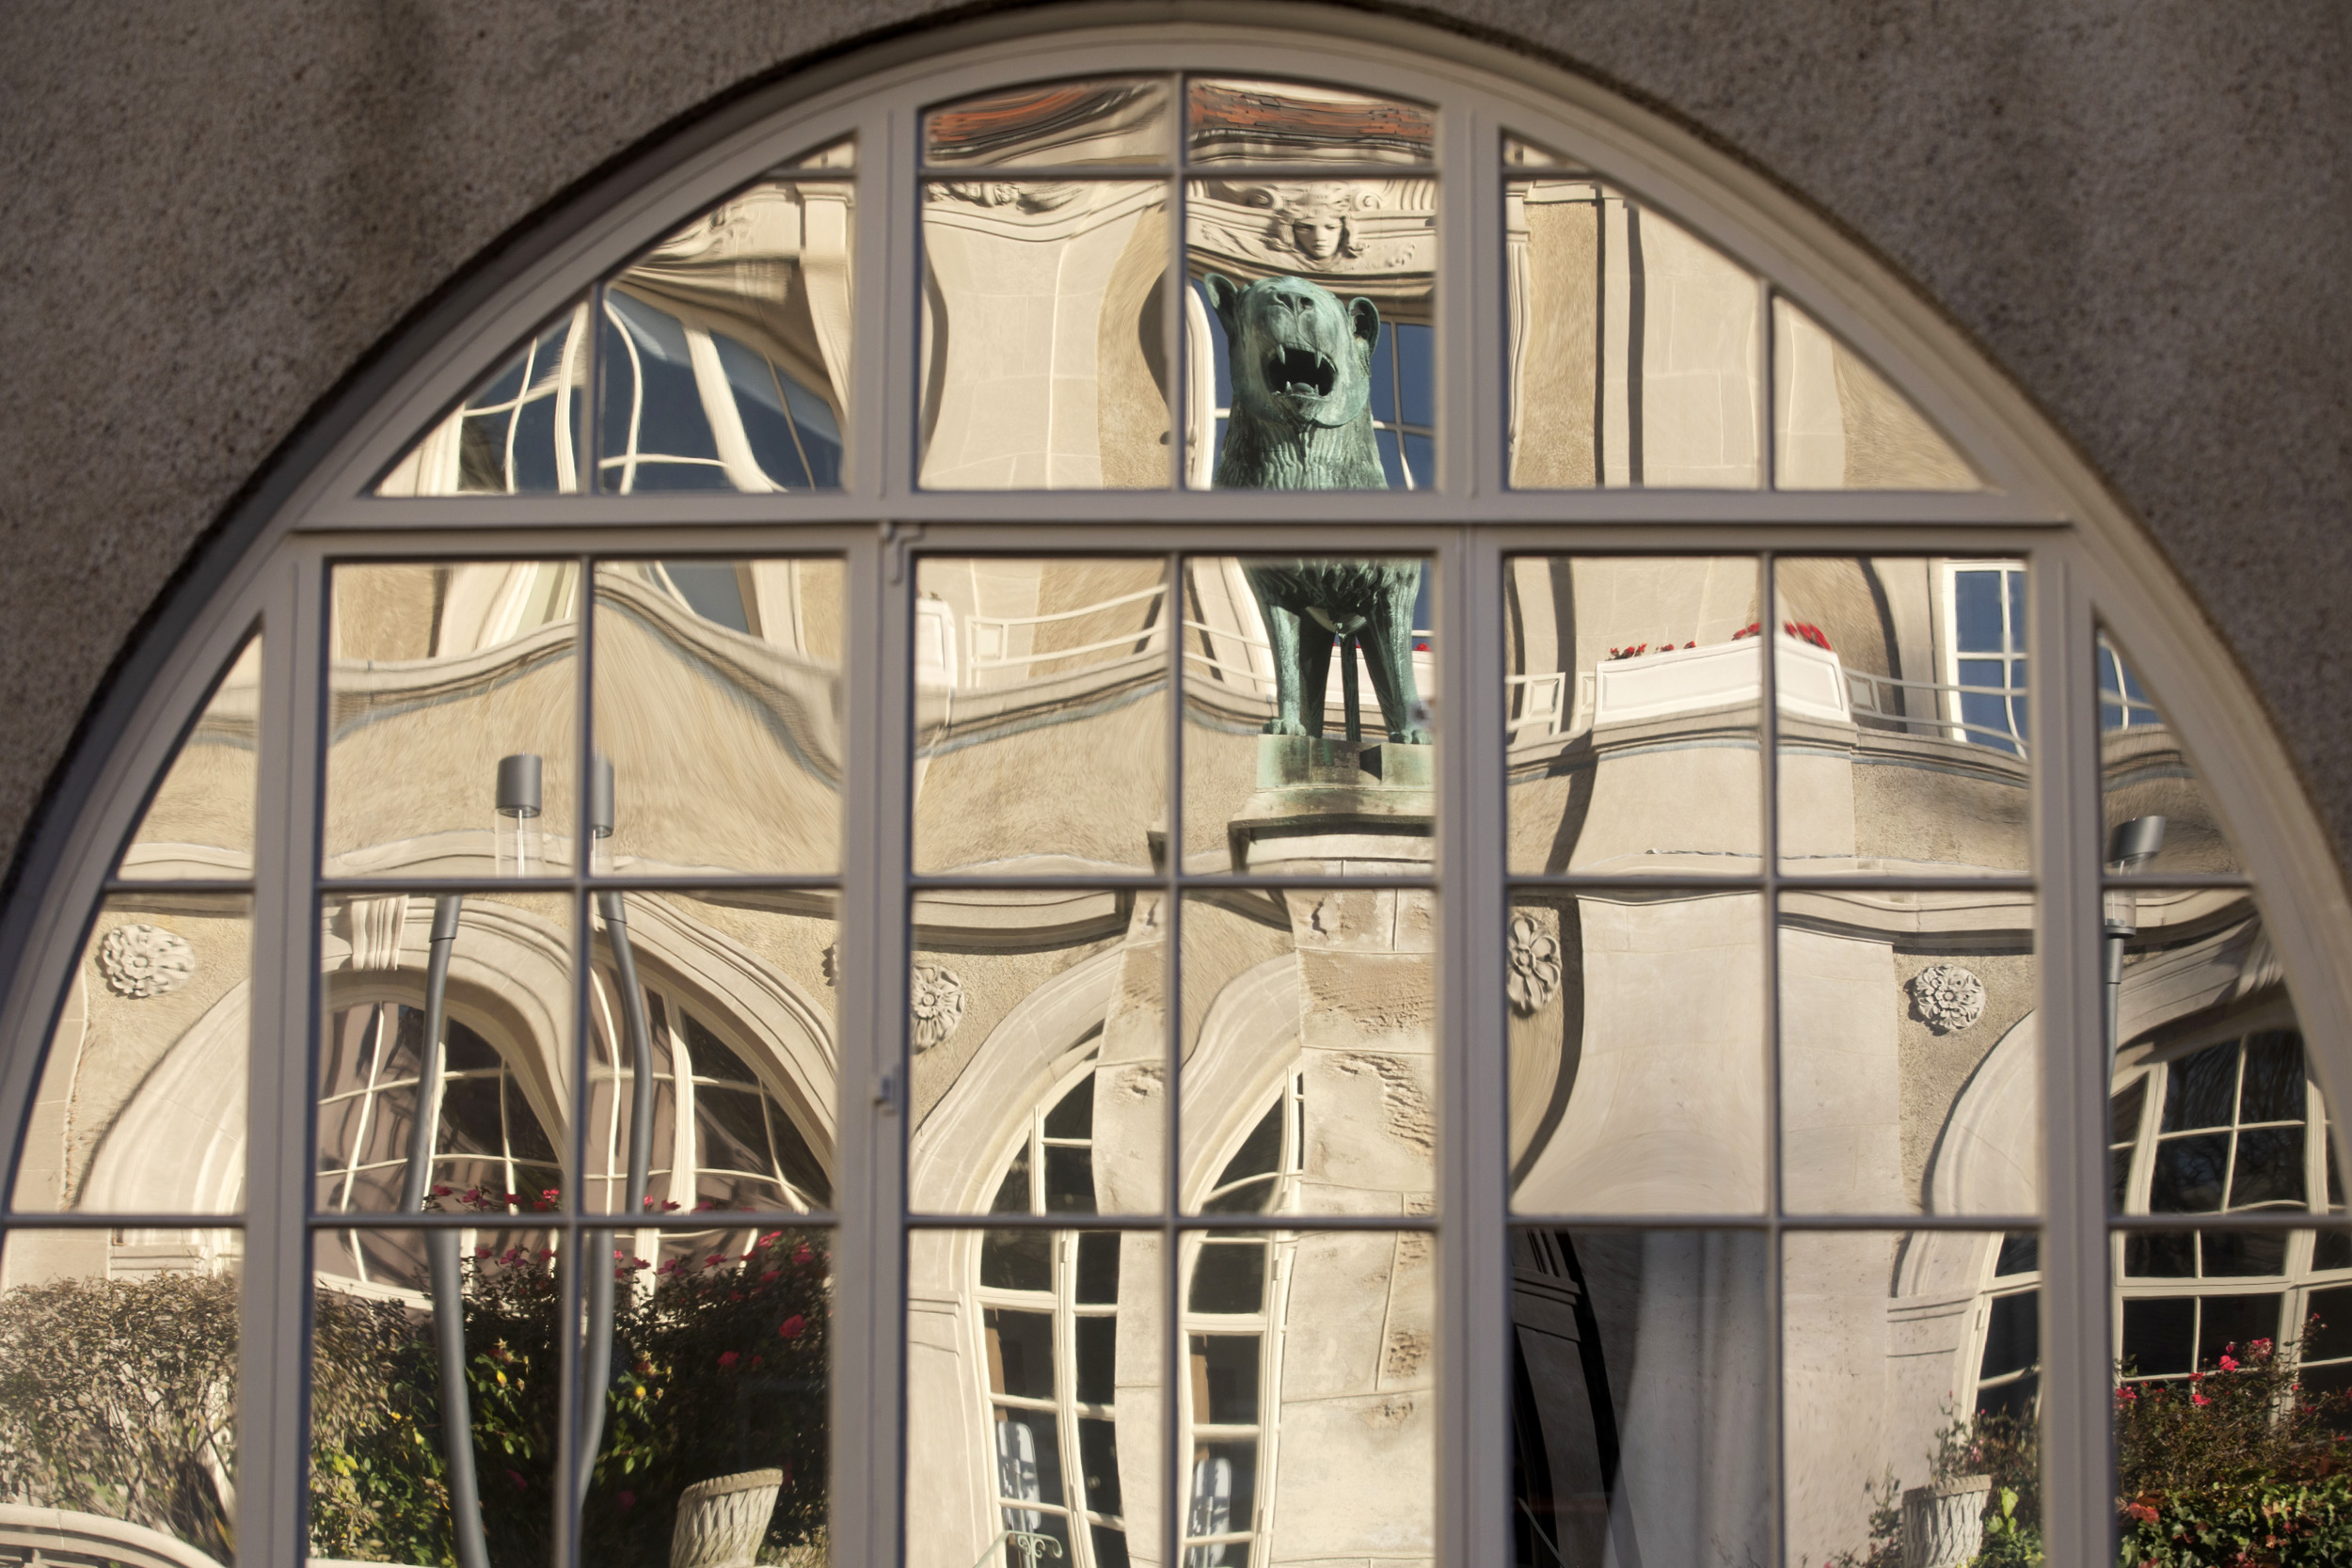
xmin=0 ymin=14 xmax=2344 ymax=1568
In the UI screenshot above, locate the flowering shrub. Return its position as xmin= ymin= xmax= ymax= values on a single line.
xmin=1731 ymin=619 xmax=1834 ymax=650
xmin=2116 ymin=1329 xmax=2352 ymax=1566
xmin=0 ymin=1208 xmax=828 ymax=1568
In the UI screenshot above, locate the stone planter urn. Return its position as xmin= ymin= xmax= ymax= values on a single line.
xmin=1900 ymin=1475 xmax=1991 ymax=1568
xmin=671 ymin=1468 xmax=784 ymax=1568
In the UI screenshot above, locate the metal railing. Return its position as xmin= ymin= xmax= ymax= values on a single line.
xmin=1844 ymin=668 xmax=2029 ymax=753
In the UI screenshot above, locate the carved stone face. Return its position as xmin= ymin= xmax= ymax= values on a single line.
xmin=1203 ymin=273 xmax=1381 ymax=432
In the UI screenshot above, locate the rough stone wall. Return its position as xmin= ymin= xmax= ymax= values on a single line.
xmin=2 ymin=0 xmax=2348 ymax=887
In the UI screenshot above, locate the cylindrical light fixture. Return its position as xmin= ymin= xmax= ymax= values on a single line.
xmin=587 ymin=754 xmax=615 ymax=875
xmin=494 ymin=752 xmax=544 ymax=877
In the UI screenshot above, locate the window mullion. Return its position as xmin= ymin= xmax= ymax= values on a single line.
xmin=833 ymin=528 xmax=911 ymax=1567
xmin=1438 ymin=522 xmax=1507 ymax=1568
xmin=2035 ymin=544 xmax=2113 ymax=1567
xmin=856 ymin=97 xmax=905 ymax=505
xmin=240 ymin=543 xmax=325 ymax=1568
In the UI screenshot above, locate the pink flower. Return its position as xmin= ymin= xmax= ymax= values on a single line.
xmin=718 ymin=1351 xmax=740 ymax=1370
xmin=474 ymin=1245 xmax=493 ymax=1258
xmin=779 ymin=1314 xmax=806 ymax=1340
xmin=2219 ymin=1354 xmax=2239 ymax=1371
xmin=2192 ymin=1392 xmax=2212 ymax=1406
xmin=793 ymin=1244 xmax=815 ymax=1265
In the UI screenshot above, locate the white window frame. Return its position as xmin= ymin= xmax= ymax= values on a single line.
xmin=0 ymin=16 xmax=2347 ymax=1568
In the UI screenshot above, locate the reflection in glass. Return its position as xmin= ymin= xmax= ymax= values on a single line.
xmin=1502 ymin=133 xmax=1580 ymax=167
xmin=1772 ymin=297 xmax=1979 ymax=489
xmin=599 ymin=175 xmax=853 ymax=493
xmin=927 ymin=80 xmax=1170 ymax=166
xmin=907 ymin=1228 xmax=1162 ymax=1568
xmin=920 ymin=182 xmax=1169 ymax=489
xmin=1776 ymin=557 xmax=2030 ymax=875
xmin=581 ymin=892 xmax=836 ymax=1217
xmin=1181 ymin=1227 xmax=1433 ymax=1566
xmin=119 ymin=634 xmax=258 ymax=880
xmin=1510 ymin=891 xmax=1765 ymax=1214
xmin=1182 ymin=556 xmax=1435 ymax=877
xmin=11 ymin=893 xmax=250 ymax=1214
xmin=1511 ymin=1228 xmax=1767 ymax=1568
xmin=2099 ymin=628 xmax=2246 ymax=877
xmin=908 ymin=889 xmax=1162 ymax=1216
xmin=309 ymin=1227 xmax=554 ymax=1567
xmin=595 ymin=559 xmax=844 ymax=876
xmin=1506 ymin=182 xmax=1758 ymax=488
xmin=1502 ymin=555 xmax=1760 ymax=874
xmin=1183 ymin=890 xmax=1434 ymax=1215
xmin=313 ymin=890 xmax=571 ymax=1220
xmin=326 ymin=562 xmax=578 ymax=879
xmin=0 ymin=1229 xmax=240 ymax=1564
xmin=377 ymin=303 xmax=589 ymax=496
xmin=1779 ymin=889 xmax=2038 ymax=1214
xmin=1186 ymin=180 xmax=1433 ymax=489
xmin=1785 ymin=1230 xmax=2041 ymax=1567
xmin=579 ymin=1227 xmax=831 ymax=1568
xmin=1186 ymin=80 xmax=1434 ymax=166
xmin=914 ymin=558 xmax=1168 ymax=875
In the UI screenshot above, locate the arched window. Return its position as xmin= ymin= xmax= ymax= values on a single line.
xmin=1 ymin=16 xmax=2346 ymax=1568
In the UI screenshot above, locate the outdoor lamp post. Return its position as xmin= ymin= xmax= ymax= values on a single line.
xmin=494 ymin=752 xmax=544 ymax=876
xmin=2104 ymin=815 xmax=2168 ymax=1071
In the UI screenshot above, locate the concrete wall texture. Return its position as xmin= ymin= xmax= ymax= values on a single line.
xmin=1 ymin=0 xmax=2347 ymax=890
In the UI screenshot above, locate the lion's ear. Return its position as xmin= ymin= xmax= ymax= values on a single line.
xmin=1202 ymin=273 xmax=1242 ymax=337
xmin=1349 ymin=297 xmax=1381 ymax=356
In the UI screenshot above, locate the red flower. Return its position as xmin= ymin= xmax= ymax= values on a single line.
xmin=2219 ymin=1354 xmax=2240 ymax=1370
xmin=474 ymin=1245 xmax=493 ymax=1258
xmin=793 ymin=1244 xmax=815 ymax=1265
xmin=616 ymin=1490 xmax=636 ymax=1512
xmin=718 ymin=1351 xmax=740 ymax=1370
xmin=2126 ymin=1502 xmax=2159 ymax=1524
xmin=2192 ymin=1392 xmax=2212 ymax=1406
xmin=779 ymin=1314 xmax=806 ymax=1340
xmin=506 ymin=1470 xmax=529 ymax=1492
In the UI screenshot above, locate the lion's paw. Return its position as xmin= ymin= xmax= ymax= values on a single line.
xmin=1390 ymin=727 xmax=1434 ymax=746
xmin=1262 ymin=719 xmax=1312 ymax=736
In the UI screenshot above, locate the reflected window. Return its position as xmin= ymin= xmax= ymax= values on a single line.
xmin=1943 ymin=561 xmax=2028 ymax=753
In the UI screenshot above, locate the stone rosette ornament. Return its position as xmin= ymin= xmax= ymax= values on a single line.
xmin=1506 ymin=912 xmax=1563 ymax=1015
xmin=1908 ymin=962 xmax=1987 ymax=1035
xmin=98 ymin=923 xmax=197 ymax=998
xmin=910 ymin=963 xmax=966 ymax=1053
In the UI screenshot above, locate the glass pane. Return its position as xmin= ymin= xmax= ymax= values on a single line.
xmin=311 ymin=1227 xmax=558 ymax=1565
xmin=909 ymin=890 xmax=1164 ymax=1216
xmin=11 ymin=892 xmax=250 ymax=1213
xmin=315 ymin=891 xmax=572 ymax=1216
xmin=2110 ymin=895 xmax=2313 ymax=1217
xmin=927 ymin=80 xmax=1170 ymax=166
xmin=1772 ymin=298 xmax=1980 ymax=489
xmin=1777 ymin=557 xmax=2029 ymax=875
xmin=326 ymin=562 xmax=578 ymax=879
xmin=598 ymin=175 xmax=853 ymax=494
xmin=914 ymin=558 xmax=1169 ymax=875
xmin=1507 ymin=182 xmax=1760 ymax=488
xmin=1511 ymin=1227 xmax=1768 ymax=1568
xmin=580 ymin=892 xmax=835 ymax=1217
xmin=1185 ymin=182 xmax=1434 ymax=490
xmin=1502 ymin=556 xmax=1761 ymax=874
xmin=593 ymin=558 xmax=843 ymax=876
xmin=1780 ymin=889 xmax=2040 ymax=1214
xmin=119 ymin=633 xmax=258 ymax=880
xmin=1182 ymin=556 xmax=1435 ymax=876
xmin=907 ymin=1228 xmax=1163 ymax=1568
xmin=1179 ymin=1227 xmax=1433 ymax=1564
xmin=578 ymin=1226 xmax=831 ymax=1568
xmin=0 ymin=1228 xmax=240 ymax=1564
xmin=1785 ymin=1230 xmax=2039 ymax=1568
xmin=1511 ymin=891 xmax=1766 ymax=1215
xmin=376 ymin=303 xmax=589 ymax=496
xmin=2113 ymin=1275 xmax=2352 ymax=1558
xmin=920 ymin=181 xmax=1169 ymax=490
xmin=2098 ymin=627 xmax=2246 ymax=877
xmin=1186 ymin=79 xmax=1434 ymax=166
xmin=1181 ymin=890 xmax=1435 ymax=1216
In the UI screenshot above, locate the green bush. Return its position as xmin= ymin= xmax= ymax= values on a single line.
xmin=0 ymin=1222 xmax=829 ymax=1568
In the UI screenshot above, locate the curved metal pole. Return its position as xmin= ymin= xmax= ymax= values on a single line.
xmin=401 ymin=896 xmax=490 ymax=1568
xmin=578 ymin=891 xmax=657 ymax=1503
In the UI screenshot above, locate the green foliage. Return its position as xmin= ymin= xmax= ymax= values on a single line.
xmin=0 ymin=1270 xmax=239 ymax=1561
xmin=2116 ymin=1328 xmax=2352 ymax=1566
xmin=0 ymin=1221 xmax=829 ymax=1568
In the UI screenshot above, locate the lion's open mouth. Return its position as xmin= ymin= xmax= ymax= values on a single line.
xmin=1264 ymin=345 xmax=1336 ymax=399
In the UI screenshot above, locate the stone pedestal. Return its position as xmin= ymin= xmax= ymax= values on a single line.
xmin=1243 ymin=736 xmax=1438 ymax=1565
